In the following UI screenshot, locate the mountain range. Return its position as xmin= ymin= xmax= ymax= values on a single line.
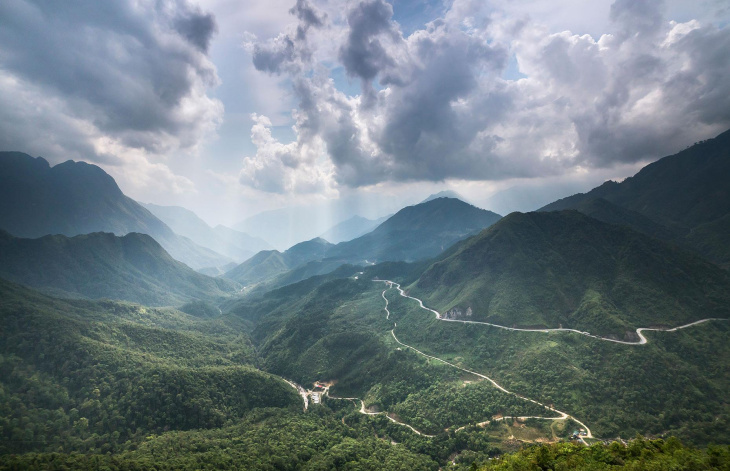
xmin=540 ymin=129 xmax=730 ymax=268
xmin=410 ymin=210 xmax=730 ymax=339
xmin=0 ymin=230 xmax=238 ymax=306
xmin=1 ymin=130 xmax=730 ymax=466
xmin=0 ymin=152 xmax=231 ymax=269
xmin=317 ymin=215 xmax=390 ymax=244
xmin=143 ymin=202 xmax=271 ymax=263
xmin=223 ymin=197 xmax=502 ymax=287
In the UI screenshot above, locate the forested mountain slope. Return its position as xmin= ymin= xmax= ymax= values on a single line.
xmin=0 ymin=152 xmax=231 ymax=269
xmin=223 ymin=237 xmax=334 ymax=286
xmin=327 ymin=197 xmax=502 ymax=264
xmin=411 ymin=211 xmax=730 ymax=339
xmin=0 ymin=230 xmax=238 ymax=306
xmin=540 ymin=129 xmax=730 ymax=268
xmin=0 ymin=278 xmax=298 ymax=455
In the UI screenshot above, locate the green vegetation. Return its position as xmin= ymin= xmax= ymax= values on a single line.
xmin=327 ymin=197 xmax=501 ymax=264
xmin=238 ymin=278 xmax=463 ymax=400
xmin=480 ymin=437 xmax=730 ymax=470
xmin=391 ymin=381 xmax=550 ymax=435
xmin=0 ymin=231 xmax=238 ymax=306
xmin=411 ymin=211 xmax=730 ymax=339
xmin=0 ymin=409 xmax=440 ymax=470
xmin=223 ymin=238 xmax=334 ymax=286
xmin=389 ymin=288 xmax=730 ymax=444
xmin=2 ymin=255 xmax=729 ymax=468
xmin=0 ymin=279 xmax=298 ymax=454
xmin=541 ymin=128 xmax=730 ymax=269
xmin=178 ymin=300 xmax=222 ymax=318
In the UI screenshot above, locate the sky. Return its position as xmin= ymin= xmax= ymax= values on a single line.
xmin=1 ymin=0 xmax=729 ymax=228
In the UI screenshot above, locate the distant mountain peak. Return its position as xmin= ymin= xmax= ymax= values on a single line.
xmin=0 ymin=151 xmax=232 ymax=269
xmin=420 ymin=190 xmax=466 ymax=204
xmin=318 ymin=214 xmax=390 ymax=244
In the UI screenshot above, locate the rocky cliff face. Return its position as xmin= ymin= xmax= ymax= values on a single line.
xmin=443 ymin=306 xmax=472 ymax=320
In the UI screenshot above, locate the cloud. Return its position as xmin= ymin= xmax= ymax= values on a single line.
xmin=175 ymin=6 xmax=218 ymax=52
xmin=249 ymin=0 xmax=326 ymax=74
xmin=0 ymin=0 xmax=222 ymax=191
xmin=610 ymin=0 xmax=665 ymax=40
xmin=290 ymin=0 xmax=326 ymax=36
xmin=239 ymin=0 xmax=730 ymax=195
xmin=239 ymin=113 xmax=337 ymax=195
xmin=339 ymin=0 xmax=402 ymax=84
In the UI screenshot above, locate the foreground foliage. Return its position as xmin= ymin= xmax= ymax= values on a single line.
xmin=0 ymin=279 xmax=298 ymax=454
xmin=481 ymin=437 xmax=730 ymax=470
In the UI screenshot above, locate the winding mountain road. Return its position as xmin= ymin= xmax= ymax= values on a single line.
xmin=376 ymin=278 xmax=725 ymax=440
xmin=379 ymin=284 xmax=593 ymax=438
xmin=379 ymin=280 xmax=727 ymax=345
xmin=312 ymin=385 xmax=436 ymax=436
xmin=283 ymin=278 xmax=726 ymax=440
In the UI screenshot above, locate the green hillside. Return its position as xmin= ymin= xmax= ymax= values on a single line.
xmin=479 ymin=438 xmax=730 ymax=470
xmin=223 ymin=237 xmax=334 ymax=286
xmin=540 ymin=129 xmax=730 ymax=268
xmin=0 ymin=152 xmax=231 ymax=269
xmin=223 ymin=198 xmax=500 ymax=290
xmin=0 ymin=278 xmax=298 ymax=455
xmin=224 ymin=261 xmax=730 ymax=446
xmin=1 ymin=263 xmax=729 ymax=467
xmin=327 ymin=197 xmax=502 ymax=264
xmin=411 ymin=211 xmax=730 ymax=339
xmin=571 ymin=197 xmax=676 ymax=241
xmin=390 ymin=289 xmax=730 ymax=443
xmin=0 ymin=231 xmax=238 ymax=306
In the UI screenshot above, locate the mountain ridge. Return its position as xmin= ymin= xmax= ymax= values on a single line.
xmin=318 ymin=215 xmax=390 ymax=244
xmin=326 ymin=197 xmax=502 ymax=264
xmin=224 ymin=197 xmax=501 ymax=287
xmin=0 ymin=230 xmax=238 ymax=306
xmin=539 ymin=129 xmax=730 ymax=267
xmin=410 ymin=210 xmax=730 ymax=339
xmin=143 ymin=202 xmax=272 ymax=263
xmin=0 ymin=152 xmax=232 ymax=269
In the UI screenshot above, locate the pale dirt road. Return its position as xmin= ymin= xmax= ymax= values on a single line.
xmin=378 ymin=280 xmax=727 ymax=345
xmin=378 ymin=281 xmax=593 ymax=438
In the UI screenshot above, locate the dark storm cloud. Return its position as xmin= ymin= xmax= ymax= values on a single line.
xmin=570 ymin=3 xmax=730 ymax=168
xmin=0 ymin=0 xmax=220 ymax=160
xmin=672 ymin=25 xmax=730 ymax=125
xmin=334 ymin=0 xmax=511 ymax=184
xmin=290 ymin=0 xmax=327 ymax=39
xmin=376 ymin=27 xmax=510 ymax=181
xmin=175 ymin=8 xmax=218 ymax=52
xmin=339 ymin=0 xmax=401 ymax=83
xmin=252 ymin=0 xmax=325 ymax=74
xmin=253 ymin=36 xmax=298 ymax=73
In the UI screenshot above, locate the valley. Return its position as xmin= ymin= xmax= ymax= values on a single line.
xmin=1 ymin=131 xmax=730 ymax=469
